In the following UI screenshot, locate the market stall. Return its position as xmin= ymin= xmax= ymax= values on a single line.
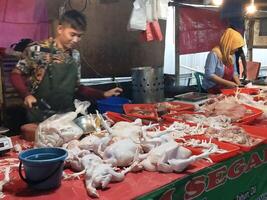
xmin=1 ymin=88 xmax=267 ymax=199
xmin=1 ymin=0 xmax=267 ymax=199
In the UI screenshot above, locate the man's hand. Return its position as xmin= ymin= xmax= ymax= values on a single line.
xmin=103 ymin=87 xmax=123 ymax=98
xmin=24 ymin=95 xmax=37 ymax=108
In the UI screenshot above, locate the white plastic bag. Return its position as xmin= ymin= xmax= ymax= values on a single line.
xmin=146 ymin=0 xmax=158 ymax=22
xmin=157 ymin=0 xmax=170 ymax=20
xmin=35 ymin=99 xmax=91 ymax=147
xmin=128 ymin=0 xmax=147 ymax=31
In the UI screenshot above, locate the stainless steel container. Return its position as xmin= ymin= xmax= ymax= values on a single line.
xmin=131 ymin=66 xmax=164 ymax=103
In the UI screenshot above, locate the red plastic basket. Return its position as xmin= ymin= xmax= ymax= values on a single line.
xmin=176 ymin=135 xmax=240 ymax=163
xmin=226 ymin=136 xmax=264 ymax=152
xmin=240 ymin=125 xmax=267 ymax=144
xmin=248 ymin=118 xmax=267 ymax=128
xmin=204 ymin=126 xmax=264 ymax=152
xmin=123 ymin=104 xmax=159 ymax=121
xmin=235 ymin=104 xmax=263 ymax=124
xmin=221 ymin=88 xmax=260 ymax=96
xmin=105 ymin=111 xmax=133 ymax=123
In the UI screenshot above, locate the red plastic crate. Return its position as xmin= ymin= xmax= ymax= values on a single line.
xmin=248 ymin=118 xmax=267 ymax=128
xmin=221 ymin=88 xmax=260 ymax=96
xmin=123 ymin=103 xmax=159 ymax=121
xmin=240 ymin=125 xmax=267 ymax=144
xmin=176 ymin=135 xmax=240 ymax=163
xmin=225 ymin=135 xmax=264 ymax=152
xmin=105 ymin=111 xmax=133 ymax=123
xmin=235 ymin=104 xmax=263 ymax=124
xmin=204 ymin=126 xmax=264 ymax=152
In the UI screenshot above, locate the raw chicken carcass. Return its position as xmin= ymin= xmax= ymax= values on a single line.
xmin=200 ymin=96 xmax=248 ymax=122
xmin=63 ymin=140 xmax=90 ymax=171
xmin=79 ymin=134 xmax=111 ymax=155
xmin=138 ymin=141 xmax=192 ymax=172
xmin=81 ymin=154 xmax=130 ymax=198
xmin=138 ymin=141 xmax=214 ymax=173
xmin=102 ymin=138 xmax=141 ymax=167
xmin=109 ymin=120 xmax=143 ymax=142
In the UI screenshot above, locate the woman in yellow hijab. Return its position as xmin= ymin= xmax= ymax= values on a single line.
xmin=202 ymin=28 xmax=245 ymax=94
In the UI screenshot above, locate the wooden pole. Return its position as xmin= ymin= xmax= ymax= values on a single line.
xmin=169 ymin=1 xmax=180 ymax=86
xmin=175 ymin=5 xmax=180 ymax=86
xmin=247 ymin=18 xmax=255 ymax=61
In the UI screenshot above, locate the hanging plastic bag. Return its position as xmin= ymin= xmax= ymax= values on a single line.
xmin=35 ymin=99 xmax=91 ymax=147
xmin=157 ymin=0 xmax=170 ymax=20
xmin=141 ymin=22 xmax=154 ymax=42
xmin=141 ymin=20 xmax=163 ymax=42
xmin=128 ymin=0 xmax=147 ymax=31
xmin=151 ymin=20 xmax=163 ymax=41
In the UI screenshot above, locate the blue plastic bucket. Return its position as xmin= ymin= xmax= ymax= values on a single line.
xmin=18 ymin=147 xmax=68 ymax=190
xmin=97 ymin=96 xmax=131 ymax=113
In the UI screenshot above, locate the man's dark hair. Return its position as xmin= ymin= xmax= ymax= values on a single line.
xmin=59 ymin=10 xmax=87 ymax=31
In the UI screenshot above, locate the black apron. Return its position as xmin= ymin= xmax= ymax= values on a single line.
xmin=27 ymin=57 xmax=78 ymax=123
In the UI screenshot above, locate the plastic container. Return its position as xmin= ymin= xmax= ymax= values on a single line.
xmin=221 ymin=88 xmax=260 ymax=95
xmin=177 ymin=135 xmax=241 ymax=163
xmin=123 ymin=103 xmax=159 ymax=121
xmin=97 ymin=96 xmax=131 ymax=114
xmin=240 ymin=125 xmax=267 ymax=144
xmin=18 ymin=147 xmax=68 ymax=190
xmin=235 ymin=104 xmax=263 ymax=124
xmin=20 ymin=123 xmax=38 ymax=141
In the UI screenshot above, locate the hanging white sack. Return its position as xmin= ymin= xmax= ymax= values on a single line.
xmin=146 ymin=0 xmax=158 ymax=22
xmin=128 ymin=0 xmax=147 ymax=31
xmin=157 ymin=0 xmax=170 ymax=20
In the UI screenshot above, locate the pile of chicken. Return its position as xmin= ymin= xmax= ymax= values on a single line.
xmin=204 ymin=126 xmax=262 ymax=146
xmin=30 ymin=95 xmax=266 ymax=198
xmin=199 ymin=96 xmax=252 ymax=122
xmin=36 ymin=114 xmax=215 ymax=198
xmin=171 ymin=113 xmax=232 ymax=129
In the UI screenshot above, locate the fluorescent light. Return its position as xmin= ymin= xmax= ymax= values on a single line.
xmin=212 ymin=0 xmax=223 ymax=6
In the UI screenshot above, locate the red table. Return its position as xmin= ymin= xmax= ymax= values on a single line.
xmin=0 ymin=136 xmax=212 ymax=200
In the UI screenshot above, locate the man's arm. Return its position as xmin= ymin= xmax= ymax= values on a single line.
xmin=10 ymin=69 xmax=37 ymax=108
xmin=77 ymin=85 xmax=105 ymax=100
xmin=77 ymin=85 xmax=123 ymax=100
xmin=10 ymin=69 xmax=30 ymax=98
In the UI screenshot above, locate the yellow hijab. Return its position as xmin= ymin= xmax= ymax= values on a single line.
xmin=212 ymin=28 xmax=245 ymax=66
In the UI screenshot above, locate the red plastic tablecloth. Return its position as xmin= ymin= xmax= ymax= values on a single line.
xmin=0 ymin=136 xmax=212 ymax=200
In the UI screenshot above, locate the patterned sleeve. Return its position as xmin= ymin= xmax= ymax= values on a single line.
xmin=15 ymin=47 xmax=33 ymax=75
xmin=15 ymin=43 xmax=48 ymax=75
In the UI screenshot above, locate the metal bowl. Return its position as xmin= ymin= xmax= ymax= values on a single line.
xmin=74 ymin=115 xmax=98 ymax=134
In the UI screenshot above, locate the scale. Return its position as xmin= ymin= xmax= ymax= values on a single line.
xmin=174 ymin=92 xmax=211 ymax=106
xmin=0 ymin=127 xmax=12 ymax=154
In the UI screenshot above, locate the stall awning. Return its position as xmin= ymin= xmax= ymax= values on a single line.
xmin=178 ymin=6 xmax=228 ymax=54
xmin=0 ymin=0 xmax=49 ymax=48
